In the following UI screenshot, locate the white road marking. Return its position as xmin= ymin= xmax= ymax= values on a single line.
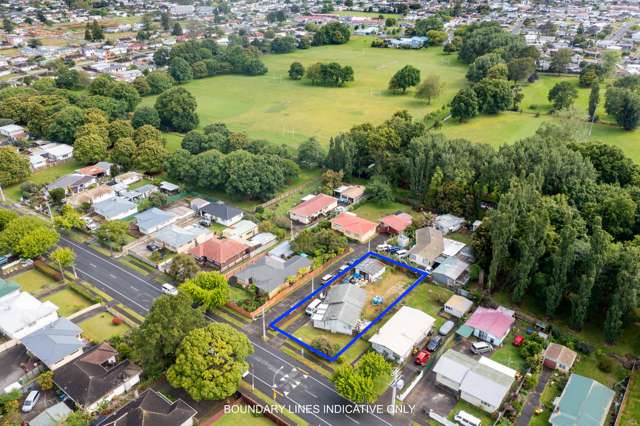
xmin=303 ymin=389 xmax=318 ymax=398
xmin=89 ymin=263 xmax=97 ymax=268
xmin=346 ymin=415 xmax=360 ymax=424
xmin=109 ymin=274 xmax=117 ymax=279
xmin=76 ymin=268 xmax=150 ymax=313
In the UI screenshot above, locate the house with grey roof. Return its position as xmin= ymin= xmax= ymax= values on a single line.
xmin=431 ymin=256 xmax=470 ymax=287
xmin=92 ymin=197 xmax=137 ymax=221
xmin=152 ymin=224 xmax=211 ymax=253
xmin=356 ymin=257 xmax=386 ymax=282
xmin=408 ymin=227 xmax=444 ymax=269
xmin=134 ymin=208 xmax=177 ymax=235
xmin=234 ymin=254 xmax=311 ymax=298
xmin=46 ymin=174 xmax=96 ymax=194
xmin=133 ymin=183 xmax=159 ymax=199
xmin=198 ymin=201 xmax=243 ymax=226
xmin=28 ymin=401 xmax=73 ymax=426
xmin=433 ymin=349 xmax=516 ymax=413
xmin=550 ymin=374 xmax=615 ymax=426
xmin=98 ymin=389 xmax=196 ymax=426
xmin=434 ymin=214 xmax=465 ymax=235
xmin=313 ymin=285 xmax=367 ymax=335
xmin=21 ymin=318 xmax=85 ymax=370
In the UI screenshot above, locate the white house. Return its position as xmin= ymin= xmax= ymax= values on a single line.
xmin=369 ymin=306 xmax=435 ymax=362
xmin=444 ymin=294 xmax=474 ymax=319
xmin=0 ymin=290 xmax=59 ymax=340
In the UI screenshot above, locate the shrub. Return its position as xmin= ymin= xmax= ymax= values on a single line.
xmin=34 ymin=259 xmax=63 ymax=281
xmin=112 ymin=316 xmax=124 ymax=325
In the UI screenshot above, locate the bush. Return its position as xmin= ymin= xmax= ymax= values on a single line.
xmin=311 ymin=337 xmax=339 ymax=357
xmin=34 ymin=259 xmax=63 ymax=281
xmin=112 ymin=316 xmax=124 ymax=326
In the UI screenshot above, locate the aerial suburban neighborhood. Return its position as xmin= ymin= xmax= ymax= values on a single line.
xmin=0 ymin=0 xmax=639 ymax=426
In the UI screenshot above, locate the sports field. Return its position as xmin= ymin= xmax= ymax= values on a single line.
xmin=143 ymin=36 xmax=469 ymax=147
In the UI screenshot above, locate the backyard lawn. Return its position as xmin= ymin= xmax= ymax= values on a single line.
xmin=4 ymin=160 xmax=83 ymax=202
xmin=11 ymin=269 xmax=58 ymax=294
xmin=403 ymin=282 xmax=454 ymax=329
xmin=215 ymin=409 xmax=274 ymax=426
xmin=490 ymin=334 xmax=527 ymax=372
xmin=42 ymin=288 xmax=91 ymax=316
xmin=446 ymin=399 xmax=492 ymax=425
xmin=362 ymin=268 xmax=415 ymax=320
xmin=229 ymin=285 xmax=252 ymax=305
xmin=351 ymin=200 xmax=416 ymax=222
xmin=294 ymin=322 xmax=369 ymax=365
xmin=79 ymin=312 xmax=132 ymax=342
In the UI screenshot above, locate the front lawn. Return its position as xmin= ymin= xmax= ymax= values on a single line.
xmin=490 ymin=336 xmax=527 ymax=373
xmin=446 ymin=399 xmax=493 ymax=425
xmin=12 ymin=269 xmax=58 ymax=294
xmin=215 ymin=409 xmax=274 ymax=426
xmin=4 ymin=160 xmax=83 ymax=202
xmin=79 ymin=312 xmax=132 ymax=342
xmin=229 ymin=285 xmax=253 ymax=305
xmin=294 ymin=322 xmax=369 ymax=365
xmin=42 ymin=288 xmax=92 ymax=316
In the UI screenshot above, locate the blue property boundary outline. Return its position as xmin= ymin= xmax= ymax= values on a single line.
xmin=269 ymin=251 xmax=430 ymax=362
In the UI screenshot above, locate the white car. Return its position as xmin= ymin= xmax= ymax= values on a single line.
xmin=22 ymin=390 xmax=40 ymax=413
xmin=161 ymin=283 xmax=178 ymax=296
xmin=376 ymin=243 xmax=390 ymax=252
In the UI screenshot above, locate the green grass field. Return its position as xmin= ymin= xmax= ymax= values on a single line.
xmin=215 ymin=409 xmax=274 ymax=426
xmin=11 ymin=270 xmax=58 ymax=294
xmin=4 ymin=160 xmax=83 ymax=202
xmin=403 ymin=282 xmax=453 ymax=329
xmin=619 ymin=370 xmax=640 ymax=426
xmin=43 ymin=288 xmax=92 ymax=316
xmin=142 ymin=37 xmax=468 ymax=147
xmin=79 ymin=312 xmax=132 ymax=342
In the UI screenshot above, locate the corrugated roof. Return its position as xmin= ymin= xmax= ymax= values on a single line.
xmin=550 ymin=374 xmax=615 ymax=426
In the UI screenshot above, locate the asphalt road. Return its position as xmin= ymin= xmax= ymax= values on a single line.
xmin=59 ymin=236 xmax=406 ymax=426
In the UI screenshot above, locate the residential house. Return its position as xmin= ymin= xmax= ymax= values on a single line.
xmin=313 ymin=285 xmax=367 ymax=335
xmin=54 ymin=343 xmax=142 ymax=412
xmin=68 ymin=185 xmax=115 ymax=208
xmin=196 ymin=201 xmax=243 ymax=226
xmin=98 ymin=389 xmax=197 ymax=426
xmin=133 ymin=184 xmax=159 ymax=199
xmin=0 ymin=278 xmax=20 ymax=304
xmin=190 ymin=237 xmax=250 ymax=271
xmin=0 ymin=124 xmax=26 ymax=140
xmin=37 ymin=143 xmax=73 ymax=162
xmin=234 ymin=254 xmax=312 ymax=299
xmin=355 ymin=257 xmax=386 ymax=282
xmin=92 ymin=197 xmax=138 ymax=221
xmin=29 ymin=154 xmax=47 ymax=170
xmin=21 ymin=318 xmax=84 ymax=370
xmin=408 ymin=227 xmax=444 ymax=269
xmin=159 ymin=181 xmax=180 ymax=194
xmin=28 ymin=401 xmax=73 ymax=426
xmin=549 ymin=374 xmax=615 ymax=426
xmin=379 ymin=212 xmax=413 ymax=234
xmin=434 ymin=350 xmax=516 ymax=413
xmin=189 ymin=198 xmax=210 ymax=212
xmin=543 ymin=343 xmax=577 ymax=372
xmin=444 ymin=294 xmax=473 ymax=319
xmin=465 ymin=306 xmax=515 ymax=346
xmin=434 ymin=214 xmax=465 ymax=235
xmin=77 ymin=162 xmax=112 ymax=178
xmin=223 ymin=220 xmax=258 ymax=240
xmin=47 ymin=174 xmax=96 ymax=194
xmin=334 ymin=185 xmax=366 ymax=205
xmin=114 ymin=171 xmax=143 ymax=186
xmin=369 ymin=306 xmax=435 ymax=362
xmin=330 ymin=212 xmax=377 ymax=243
xmin=134 ymin=208 xmax=177 ymax=235
xmin=289 ymin=193 xmax=338 ymax=224
xmin=0 ymin=289 xmax=58 ymax=340
xmin=247 ymin=232 xmax=277 ymax=250
xmin=431 ymin=256 xmax=470 ymax=286
xmin=269 ymin=240 xmax=294 ymax=259
xmin=153 ymin=224 xmax=212 ymax=253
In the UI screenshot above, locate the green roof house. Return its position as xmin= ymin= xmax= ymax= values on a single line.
xmin=0 ymin=277 xmax=20 ymax=301
xmin=550 ymin=374 xmax=615 ymax=426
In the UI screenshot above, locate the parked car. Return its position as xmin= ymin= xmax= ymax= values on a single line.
xmin=415 ymin=349 xmax=431 ymax=366
xmin=426 ymin=335 xmax=443 ymax=352
xmin=455 ymin=410 xmax=482 ymax=426
xmin=376 ymin=243 xmax=390 ymax=252
xmin=161 ymin=283 xmax=178 ymax=296
xmin=321 ymin=274 xmax=334 ymax=283
xmin=396 ymin=249 xmax=408 ymax=258
xmin=513 ymin=335 xmax=525 ymax=347
xmin=21 ymin=391 xmax=40 ymax=413
xmin=147 ymin=242 xmax=161 ymax=252
xmin=470 ymin=341 xmax=493 ymax=354
xmin=339 ymin=264 xmax=349 ymax=272
xmin=438 ymin=320 xmax=455 ymax=336
xmin=305 ymin=299 xmax=322 ymax=315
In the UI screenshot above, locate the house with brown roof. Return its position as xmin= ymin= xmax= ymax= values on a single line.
xmin=543 ymin=343 xmax=577 ymax=372
xmin=289 ymin=193 xmax=338 ymax=224
xmin=98 ymin=389 xmax=197 ymax=426
xmin=330 ymin=212 xmax=377 ymax=243
xmin=190 ymin=237 xmax=250 ymax=271
xmin=408 ymin=227 xmax=444 ymax=269
xmin=68 ymin=185 xmax=115 ymax=208
xmin=53 ymin=343 xmax=142 ymax=412
xmin=379 ymin=212 xmax=413 ymax=234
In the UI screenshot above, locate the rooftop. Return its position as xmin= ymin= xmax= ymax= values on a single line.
xmin=21 ymin=318 xmax=84 ymax=369
xmin=550 ymin=374 xmax=615 ymax=426
xmin=290 ymin=193 xmax=337 ymax=217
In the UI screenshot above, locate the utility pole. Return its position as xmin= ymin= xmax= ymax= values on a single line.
xmin=45 ymin=201 xmax=53 ymax=221
xmin=261 ymin=305 xmax=266 ymax=340
xmin=311 ymin=275 xmax=314 ymax=293
xmin=389 ymin=368 xmax=402 ymax=415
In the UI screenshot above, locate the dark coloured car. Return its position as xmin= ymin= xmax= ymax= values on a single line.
xmin=426 ymin=335 xmax=443 ymax=352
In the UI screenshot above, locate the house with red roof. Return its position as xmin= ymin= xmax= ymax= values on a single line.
xmin=330 ymin=212 xmax=377 ymax=243
xmin=379 ymin=212 xmax=413 ymax=234
xmin=190 ymin=237 xmax=250 ymax=272
xmin=465 ymin=306 xmax=515 ymax=346
xmin=289 ymin=193 xmax=338 ymax=224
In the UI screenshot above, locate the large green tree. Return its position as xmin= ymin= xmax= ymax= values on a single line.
xmin=388 ymin=65 xmax=421 ymax=93
xmin=548 ymin=81 xmax=578 ymax=110
xmin=131 ymin=293 xmax=206 ymax=377
xmin=155 ymin=87 xmax=199 ymax=132
xmin=73 ymin=134 xmax=108 ymax=165
xmin=167 ymin=323 xmax=253 ymax=400
xmin=450 ymin=87 xmax=479 ymax=122
xmin=180 ymin=271 xmax=230 ymax=311
xmin=0 ymin=147 xmax=30 ymax=187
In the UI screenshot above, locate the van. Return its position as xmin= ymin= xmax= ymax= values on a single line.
xmin=21 ymin=390 xmax=40 ymax=413
xmin=470 ymin=341 xmax=493 ymax=354
xmin=321 ymin=274 xmax=334 ymax=283
xmin=396 ymin=249 xmax=408 ymax=258
xmin=305 ymin=299 xmax=321 ymax=315
xmin=454 ymin=410 xmax=481 ymax=426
